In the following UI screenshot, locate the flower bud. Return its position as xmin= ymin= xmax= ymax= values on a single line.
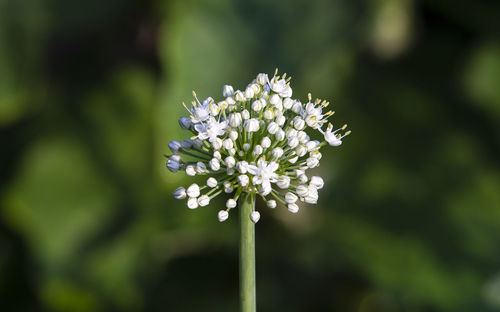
xmin=261 ymin=137 xmax=271 ymax=149
xmin=251 ymin=99 xmax=264 ymax=112
xmin=283 ymin=98 xmax=293 ymax=109
xmin=229 ymin=112 xmax=242 ymax=127
xmin=169 ymin=140 xmax=182 ymax=154
xmin=218 ymin=210 xmax=229 ymax=222
xmin=256 ymin=73 xmax=269 ymax=85
xmin=288 ymin=136 xmax=299 ymax=148
xmin=293 ymin=117 xmax=305 ymax=130
xmin=181 ymin=139 xmax=193 ymax=149
xmin=269 ymin=94 xmax=281 ymax=106
xmin=253 ymin=145 xmax=263 ymax=156
xmin=167 ymin=159 xmax=180 ymax=172
xmin=295 ymin=145 xmax=307 ymax=157
xmin=250 ymin=211 xmax=260 ymax=223
xmin=276 ymin=130 xmax=286 ymax=142
xmin=234 ymin=90 xmax=245 ymax=102
xmin=226 ymin=198 xmax=237 ymax=209
xmin=277 ymin=176 xmax=290 ymax=189
xmin=212 ymin=138 xmax=223 ymax=150
xmin=298 ymin=174 xmax=308 ymax=184
xmin=297 ymin=131 xmax=309 ymax=143
xmin=306 ymin=157 xmax=319 ymax=168
xmin=310 ymin=176 xmax=324 ymax=189
xmin=198 ymin=195 xmax=210 ymax=206
xmin=245 ymin=86 xmax=255 ymax=99
xmin=186 ymin=165 xmax=196 ymax=176
xmin=209 ymin=158 xmax=220 ymax=171
xmin=296 ymin=185 xmax=309 ymax=197
xmin=292 ymin=102 xmax=303 ymax=114
xmin=224 ymin=181 xmax=234 ymax=193
xmin=267 ymin=200 xmax=277 ymax=209
xmin=179 ymin=117 xmax=192 ymax=130
xmin=222 ymin=85 xmax=234 ymax=97
xmin=225 ymin=156 xmax=236 ymax=168
xmin=263 ymin=109 xmax=274 ymax=120
xmin=207 ymin=177 xmax=218 ymax=188
xmin=285 ymin=192 xmax=298 ymax=204
xmin=238 ymin=175 xmax=249 ymax=187
xmin=267 ymin=122 xmax=280 ymax=134
xmin=223 ymin=138 xmax=234 ymax=150
xmin=276 ymin=114 xmax=286 ymax=126
xmin=244 ymin=118 xmax=260 ymax=132
xmin=236 ymin=161 xmax=248 ymax=174
xmin=288 ymin=203 xmax=299 ymax=213
xmin=187 ymin=198 xmax=199 ymax=209
xmin=229 ymin=130 xmax=238 ymax=141
xmin=192 ymin=139 xmax=203 ymax=149
xmin=241 ymin=109 xmax=250 ymax=120
xmin=196 ymin=162 xmax=207 ymax=174
xmin=187 ymin=184 xmax=200 ymax=197
xmin=173 ymin=187 xmax=186 ymax=199
xmin=272 ymin=147 xmax=284 ymax=159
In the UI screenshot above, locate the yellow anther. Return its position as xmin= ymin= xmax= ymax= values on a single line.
xmin=308 ymin=93 xmax=312 ymax=101
xmin=282 ymin=73 xmax=287 ymax=79
xmin=315 ymin=99 xmax=321 ymax=104
xmin=192 ymin=90 xmax=197 ymax=97
xmin=274 ymin=68 xmax=279 ymax=76
xmin=342 ymin=124 xmax=347 ymax=130
xmin=344 ymin=130 xmax=351 ymax=136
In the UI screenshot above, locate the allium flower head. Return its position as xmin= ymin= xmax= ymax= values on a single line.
xmin=165 ymin=69 xmax=350 ymax=223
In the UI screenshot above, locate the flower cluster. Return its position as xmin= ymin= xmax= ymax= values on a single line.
xmin=166 ymin=70 xmax=350 ymax=223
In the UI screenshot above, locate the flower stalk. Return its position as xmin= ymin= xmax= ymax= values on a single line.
xmin=239 ymin=192 xmax=256 ymax=312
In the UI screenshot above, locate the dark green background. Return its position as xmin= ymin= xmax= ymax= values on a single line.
xmin=1 ymin=0 xmax=500 ymax=311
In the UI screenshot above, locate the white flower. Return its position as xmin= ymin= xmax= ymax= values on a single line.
xmin=167 ymin=69 xmax=349 ymax=222
xmin=321 ymin=123 xmax=350 ymax=147
xmin=173 ymin=187 xmax=186 ymax=199
xmin=218 ymin=210 xmax=229 ymax=222
xmin=195 ymin=117 xmax=228 ymax=143
xmin=247 ymin=160 xmax=279 ymax=195
xmin=190 ymin=100 xmax=211 ymax=123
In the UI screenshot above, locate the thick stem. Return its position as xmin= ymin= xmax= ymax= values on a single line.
xmin=239 ymin=192 xmax=256 ymax=312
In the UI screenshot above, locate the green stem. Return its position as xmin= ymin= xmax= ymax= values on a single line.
xmin=239 ymin=192 xmax=256 ymax=312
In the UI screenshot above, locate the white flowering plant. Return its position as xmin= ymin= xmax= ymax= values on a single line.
xmin=166 ymin=69 xmax=350 ymax=222
xmin=165 ymin=69 xmax=349 ymax=311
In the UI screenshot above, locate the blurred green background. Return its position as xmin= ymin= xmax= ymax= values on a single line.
xmin=1 ymin=0 xmax=500 ymax=311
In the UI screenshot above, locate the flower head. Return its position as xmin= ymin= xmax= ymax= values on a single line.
xmin=166 ymin=69 xmax=350 ymax=223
